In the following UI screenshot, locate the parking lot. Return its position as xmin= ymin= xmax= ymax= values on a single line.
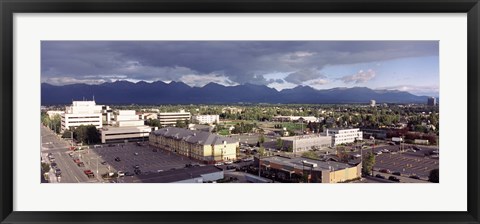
xmin=82 ymin=143 xmax=197 ymax=177
xmin=373 ymin=153 xmax=438 ymax=179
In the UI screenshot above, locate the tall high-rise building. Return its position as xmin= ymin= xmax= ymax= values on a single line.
xmin=370 ymin=100 xmax=376 ymax=107
xmin=427 ymin=97 xmax=437 ymax=106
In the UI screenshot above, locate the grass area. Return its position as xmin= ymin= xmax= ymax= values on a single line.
xmin=218 ymin=129 xmax=230 ymax=136
xmin=220 ymin=120 xmax=257 ymax=126
xmin=271 ymin=122 xmax=305 ymax=131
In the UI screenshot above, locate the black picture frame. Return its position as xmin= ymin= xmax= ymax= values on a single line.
xmin=1 ymin=0 xmax=479 ymax=223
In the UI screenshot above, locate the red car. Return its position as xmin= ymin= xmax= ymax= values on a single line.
xmin=84 ymin=170 xmax=95 ymax=178
xmin=73 ymin=158 xmax=81 ymax=163
xmin=379 ymin=169 xmax=392 ymax=174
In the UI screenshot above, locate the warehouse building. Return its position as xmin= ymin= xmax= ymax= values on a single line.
xmin=149 ymin=127 xmax=239 ymax=163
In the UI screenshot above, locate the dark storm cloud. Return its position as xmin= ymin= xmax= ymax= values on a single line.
xmin=41 ymin=41 xmax=438 ymax=86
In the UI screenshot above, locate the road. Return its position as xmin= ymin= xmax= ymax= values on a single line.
xmin=41 ymin=125 xmax=97 ymax=183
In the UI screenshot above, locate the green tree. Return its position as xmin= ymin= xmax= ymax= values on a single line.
xmin=362 ymin=153 xmax=375 ymax=176
xmin=276 ymin=138 xmax=283 ymax=150
xmin=74 ymin=125 xmax=100 ymax=144
xmin=287 ymin=145 xmax=293 ymax=152
xmin=258 ymin=134 xmax=265 ymax=145
xmin=428 ymin=168 xmax=439 ymax=183
xmin=41 ymin=162 xmax=50 ymax=173
xmin=257 ymin=146 xmax=266 ymax=157
xmin=175 ymin=119 xmax=188 ymax=128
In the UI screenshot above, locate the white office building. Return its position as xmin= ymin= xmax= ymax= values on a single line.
xmin=281 ymin=134 xmax=332 ymax=153
xmin=100 ymin=110 xmax=155 ymax=144
xmin=323 ymin=128 xmax=363 ymax=146
xmin=192 ymin=114 xmax=219 ymax=124
xmin=61 ymin=101 xmax=104 ymax=131
xmin=158 ymin=110 xmax=191 ymax=126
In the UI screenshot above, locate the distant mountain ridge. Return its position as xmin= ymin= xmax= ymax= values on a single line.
xmin=41 ymin=81 xmax=429 ymax=105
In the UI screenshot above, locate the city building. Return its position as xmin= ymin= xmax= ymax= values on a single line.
xmin=360 ymin=128 xmax=387 ymax=140
xmin=323 ymin=128 xmax=363 ymax=146
xmin=101 ymin=105 xmax=113 ymax=125
xmin=255 ymin=156 xmax=361 ymax=183
xmin=272 ymin=116 xmax=318 ymax=123
xmin=61 ymin=101 xmax=105 ymax=131
xmin=158 ymin=110 xmax=191 ymax=126
xmin=370 ymin=100 xmax=376 ymax=107
xmin=127 ymin=166 xmax=224 ymax=183
xmin=222 ymin=107 xmax=243 ymax=114
xmin=281 ymin=134 xmax=332 ymax=153
xmin=46 ymin=110 xmax=64 ymax=118
xmin=192 ymin=114 xmax=220 ymax=124
xmin=427 ymin=97 xmax=437 ymax=106
xmin=188 ymin=124 xmax=214 ymax=132
xmin=100 ymin=110 xmax=155 ymax=144
xmin=149 ymin=127 xmax=239 ymax=163
xmin=137 ymin=112 xmax=157 ymax=120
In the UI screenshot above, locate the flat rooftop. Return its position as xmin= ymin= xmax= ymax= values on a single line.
xmin=261 ymin=156 xmax=353 ymax=172
xmin=127 ymin=165 xmax=223 ymax=183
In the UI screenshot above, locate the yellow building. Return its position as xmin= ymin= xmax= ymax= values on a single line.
xmin=149 ymin=127 xmax=238 ymax=163
xmin=257 ymin=156 xmax=361 ymax=183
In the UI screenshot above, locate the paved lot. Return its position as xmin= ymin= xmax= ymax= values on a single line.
xmin=85 ymin=143 xmax=197 ymax=177
xmin=372 ymin=153 xmax=438 ymax=179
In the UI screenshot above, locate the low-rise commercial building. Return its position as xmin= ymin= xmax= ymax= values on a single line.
xmin=272 ymin=116 xmax=318 ymax=123
xmin=100 ymin=110 xmax=155 ymax=143
xmin=323 ymin=128 xmax=363 ymax=146
xmin=127 ymin=166 xmax=224 ymax=183
xmin=149 ymin=127 xmax=239 ymax=163
xmin=281 ymin=134 xmax=332 ymax=153
xmin=256 ymin=156 xmax=361 ymax=183
xmin=158 ymin=110 xmax=191 ymax=126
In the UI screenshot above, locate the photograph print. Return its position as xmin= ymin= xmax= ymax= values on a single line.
xmin=40 ymin=41 xmax=439 ymax=184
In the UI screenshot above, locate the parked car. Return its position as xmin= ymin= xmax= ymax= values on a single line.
xmin=224 ymin=161 xmax=233 ymax=165
xmin=77 ymin=162 xmax=85 ymax=167
xmin=134 ymin=152 xmax=139 ymax=156
xmin=125 ymin=172 xmax=134 ymax=176
xmin=100 ymin=161 xmax=107 ymax=165
xmin=115 ymin=157 xmax=121 ymax=162
xmin=50 ymin=163 xmax=58 ymax=169
xmin=409 ymin=175 xmax=421 ymax=179
xmin=133 ymin=165 xmax=140 ymax=169
xmin=55 ymin=168 xmax=62 ymax=177
xmin=374 ymin=151 xmax=383 ymax=155
xmin=152 ymin=149 xmax=158 ymax=152
xmin=388 ymin=176 xmax=400 ymax=182
xmin=214 ymin=162 xmax=223 ymax=166
xmin=84 ymin=170 xmax=95 ymax=178
xmin=226 ymin=165 xmax=236 ymax=170
xmin=392 ymin=171 xmax=401 ymax=176
xmin=117 ymin=171 xmax=125 ymax=177
xmin=375 ymin=174 xmax=386 ymax=179
xmin=379 ymin=169 xmax=391 ymax=174
xmin=157 ymin=170 xmax=164 ymax=173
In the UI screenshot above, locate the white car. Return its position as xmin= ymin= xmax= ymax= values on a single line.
xmin=352 ymin=154 xmax=361 ymax=158
xmin=117 ymin=171 xmax=125 ymax=177
xmin=214 ymin=162 xmax=223 ymax=166
xmin=224 ymin=161 xmax=233 ymax=165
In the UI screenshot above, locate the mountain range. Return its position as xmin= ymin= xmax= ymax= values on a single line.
xmin=41 ymin=81 xmax=429 ymax=105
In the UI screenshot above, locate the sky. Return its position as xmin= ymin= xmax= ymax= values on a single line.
xmin=41 ymin=41 xmax=439 ymax=97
